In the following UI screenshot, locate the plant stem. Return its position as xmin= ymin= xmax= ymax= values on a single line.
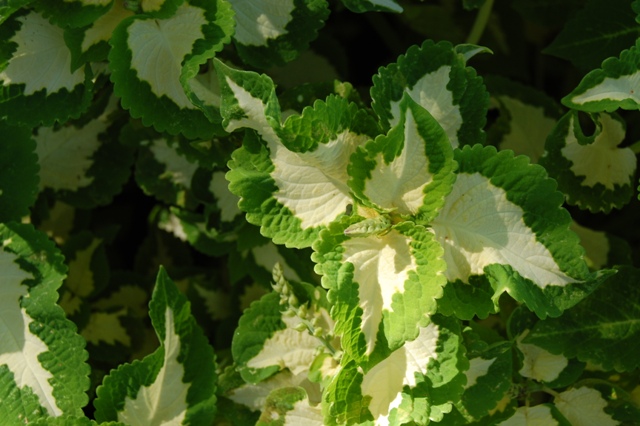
xmin=540 ymin=386 xmax=561 ymax=399
xmin=466 ymin=0 xmax=495 ymax=45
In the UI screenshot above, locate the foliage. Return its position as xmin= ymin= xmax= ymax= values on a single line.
xmin=1 ymin=0 xmax=640 ymax=425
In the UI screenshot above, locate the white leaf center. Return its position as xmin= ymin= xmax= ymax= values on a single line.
xmin=230 ymin=0 xmax=295 ymax=46
xmin=343 ymin=230 xmax=417 ymax=355
xmin=430 ymin=172 xmax=576 ymax=288
xmin=0 ymin=12 xmax=84 ymax=95
xmin=364 ymin=107 xmax=432 ymax=214
xmin=128 ymin=4 xmax=206 ymax=109
xmin=119 ymin=307 xmax=189 ymax=425
xmin=390 ymin=66 xmax=462 ymax=148
xmin=0 ymin=248 xmax=61 ymax=416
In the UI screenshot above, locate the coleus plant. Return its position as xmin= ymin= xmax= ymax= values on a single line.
xmin=1 ymin=0 xmax=640 ymax=425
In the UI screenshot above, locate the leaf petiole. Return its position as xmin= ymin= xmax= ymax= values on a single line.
xmin=466 ymin=0 xmax=495 ymax=45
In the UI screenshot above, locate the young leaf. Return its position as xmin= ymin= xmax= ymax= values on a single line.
xmin=525 ymin=265 xmax=640 ymax=372
xmin=257 ymin=387 xmax=324 ymax=426
xmin=232 ymin=286 xmax=331 ymax=384
xmin=313 ymin=217 xmax=447 ymax=364
xmin=540 ymin=111 xmax=637 ymax=213
xmin=227 ymin=369 xmax=320 ymax=416
xmin=371 ymin=39 xmax=488 ymax=148
xmin=93 ymin=267 xmax=217 ymax=425
xmin=348 ymin=95 xmax=456 ymax=224
xmin=543 ymin=0 xmax=640 ymax=71
xmin=324 ymin=315 xmax=465 ymax=425
xmin=0 ymin=122 xmax=38 ymax=223
xmin=108 ymin=0 xmax=234 ymax=138
xmin=230 ymin=0 xmax=330 ymax=68
xmin=0 ymin=223 xmax=89 ymax=422
xmin=562 ymin=39 xmax=640 ymax=112
xmin=429 ymin=145 xmax=600 ymax=318
xmin=219 ymin=65 xmax=377 ymax=247
xmin=0 ymin=10 xmax=93 ymax=127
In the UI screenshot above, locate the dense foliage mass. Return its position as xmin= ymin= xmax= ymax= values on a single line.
xmin=1 ymin=0 xmax=640 ymax=425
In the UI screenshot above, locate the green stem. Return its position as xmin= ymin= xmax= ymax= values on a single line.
xmin=466 ymin=0 xmax=495 ymax=45
xmin=629 ymin=140 xmax=640 ymax=154
xmin=540 ymin=386 xmax=561 ymax=399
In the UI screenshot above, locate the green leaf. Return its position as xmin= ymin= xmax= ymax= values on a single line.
xmin=32 ymin=416 xmax=125 ymax=426
xmin=230 ymin=0 xmax=330 ymax=68
xmin=508 ymin=307 xmax=585 ymax=389
xmin=215 ymin=59 xmax=282 ymax=136
xmin=554 ymin=387 xmax=619 ymax=426
xmin=32 ymin=0 xmax=113 ymax=29
xmin=220 ymin=66 xmax=378 ymax=247
xmin=156 ymin=207 xmax=235 ymax=257
xmin=371 ymin=39 xmax=488 ymax=148
xmin=340 ymin=0 xmax=402 ymax=13
xmin=499 ymin=404 xmax=571 ymax=425
xmin=0 ymin=122 xmax=38 ymax=222
xmin=322 ymin=360 xmax=372 ymax=426
xmin=454 ymin=43 xmax=493 ymax=62
xmin=436 ymin=276 xmax=497 ymax=320
xmin=348 ymin=95 xmax=456 ymax=224
xmin=562 ymin=38 xmax=640 ymax=112
xmin=232 ymin=286 xmax=330 ymax=384
xmin=81 ymin=309 xmax=132 ymax=347
xmin=138 ymin=0 xmax=184 ymax=18
xmin=457 ymin=341 xmax=512 ymax=420
xmin=58 ymin=232 xmax=109 ymax=317
xmin=108 ymin=0 xmax=234 ymax=138
xmin=0 ymin=10 xmax=94 ymax=127
xmin=64 ymin=2 xmax=135 ymax=71
xmin=430 ymin=145 xmax=601 ymax=318
xmin=540 ymin=111 xmax=637 ymax=213
xmin=570 ymin=221 xmax=632 ymax=270
xmin=94 ymin=267 xmax=217 ymax=425
xmin=543 ymin=0 xmax=640 ymax=71
xmin=485 ymin=75 xmax=563 ymax=163
xmin=35 ymin=95 xmax=134 ymax=209
xmin=313 ymin=217 xmax=447 ymax=364
xmin=525 ymin=265 xmax=640 ymax=372
xmin=324 ymin=315 xmax=465 ymax=425
xmin=0 ymin=0 xmax=30 ymax=25
xmin=257 ymin=387 xmax=324 ymax=426
xmin=134 ymin=136 xmax=201 ymax=209
xmin=0 ymin=223 xmax=89 ymax=421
